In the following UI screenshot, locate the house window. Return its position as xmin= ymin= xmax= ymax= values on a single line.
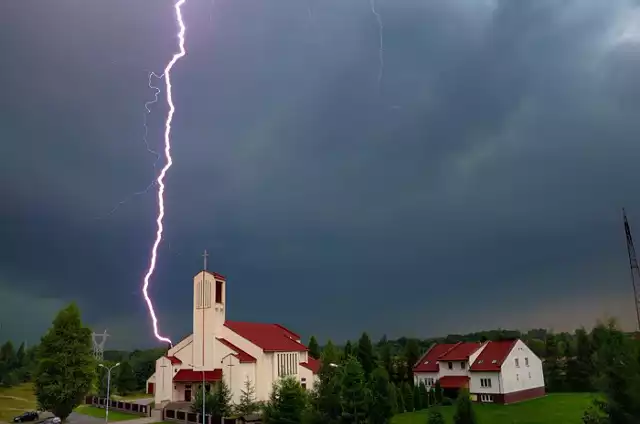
xmin=460 ymin=362 xmax=466 ymax=370
xmin=215 ymin=280 xmax=223 ymax=304
xmin=480 ymin=378 xmax=492 ymax=388
xmin=480 ymin=394 xmax=494 ymax=403
xmin=205 ymin=384 xmax=211 ymax=392
xmin=448 ymin=362 xmax=453 ymax=370
xmin=515 ymin=358 xmax=520 ymax=368
xmin=425 ymin=378 xmax=434 ymax=386
xmin=525 ymin=357 xmax=529 ymax=367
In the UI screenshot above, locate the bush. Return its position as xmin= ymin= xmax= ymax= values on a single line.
xmin=427 ymin=408 xmax=446 ymax=424
xmin=442 ymin=397 xmax=454 ymax=406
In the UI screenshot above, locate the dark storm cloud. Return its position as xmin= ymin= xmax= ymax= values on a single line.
xmin=2 ymin=0 xmax=640 ymax=348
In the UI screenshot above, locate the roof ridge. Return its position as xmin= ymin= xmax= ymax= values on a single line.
xmin=414 ymin=343 xmax=437 ymax=369
xmin=438 ymin=342 xmax=462 ymax=359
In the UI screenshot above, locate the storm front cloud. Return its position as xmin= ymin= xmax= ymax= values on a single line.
xmin=1 ymin=0 xmax=640 ymax=348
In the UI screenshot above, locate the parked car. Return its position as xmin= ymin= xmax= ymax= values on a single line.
xmin=12 ymin=411 xmax=38 ymax=422
xmin=41 ymin=417 xmax=61 ymax=424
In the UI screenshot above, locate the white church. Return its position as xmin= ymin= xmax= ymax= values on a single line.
xmin=146 ymin=266 xmax=320 ymax=406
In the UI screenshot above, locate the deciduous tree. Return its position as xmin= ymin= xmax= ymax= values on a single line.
xmin=34 ymin=303 xmax=95 ymax=420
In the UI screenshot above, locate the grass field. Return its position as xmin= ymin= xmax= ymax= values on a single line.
xmin=392 ymin=393 xmax=595 ymax=424
xmin=73 ymin=405 xmax=140 ymax=421
xmin=0 ymin=383 xmax=38 ymax=422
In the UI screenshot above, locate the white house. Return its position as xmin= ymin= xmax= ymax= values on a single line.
xmin=146 ymin=268 xmax=320 ymax=407
xmin=413 ymin=339 xmax=545 ymax=404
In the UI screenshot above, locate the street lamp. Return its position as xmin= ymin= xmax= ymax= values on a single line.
xmin=98 ymin=363 xmax=120 ymax=424
xmin=188 ymin=364 xmax=206 ymax=424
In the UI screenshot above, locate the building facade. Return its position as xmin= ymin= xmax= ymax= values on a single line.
xmin=146 ymin=270 xmax=320 ymax=407
xmin=413 ymin=339 xmax=545 ymax=404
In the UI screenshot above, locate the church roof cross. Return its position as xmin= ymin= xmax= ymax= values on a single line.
xmin=203 ymin=249 xmax=209 ymax=271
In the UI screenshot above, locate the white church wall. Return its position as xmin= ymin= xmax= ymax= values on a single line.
xmin=153 ymin=356 xmax=175 ymax=405
xmin=298 ymin=364 xmax=315 ymax=392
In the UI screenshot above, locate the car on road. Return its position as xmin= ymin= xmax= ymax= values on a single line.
xmin=12 ymin=411 xmax=39 ymax=422
xmin=40 ymin=417 xmax=61 ymax=424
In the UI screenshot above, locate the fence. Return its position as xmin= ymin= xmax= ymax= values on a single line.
xmin=163 ymin=408 xmax=261 ymax=424
xmin=83 ymin=396 xmax=151 ymax=417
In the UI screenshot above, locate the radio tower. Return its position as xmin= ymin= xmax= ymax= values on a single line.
xmin=622 ymin=208 xmax=640 ymax=331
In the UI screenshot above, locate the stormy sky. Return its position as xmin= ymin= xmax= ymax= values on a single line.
xmin=1 ymin=0 xmax=640 ymax=349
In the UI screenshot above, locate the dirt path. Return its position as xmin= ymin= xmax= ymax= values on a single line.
xmin=0 ymin=395 xmax=30 ymax=402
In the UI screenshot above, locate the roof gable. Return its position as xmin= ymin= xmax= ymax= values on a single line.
xmin=224 ymin=321 xmax=308 ymax=352
xmin=413 ymin=343 xmax=458 ymax=373
xmin=438 ymin=342 xmax=482 ymax=361
xmin=300 ymin=357 xmax=321 ymax=374
xmin=469 ymin=339 xmax=518 ymax=372
xmin=216 ymin=338 xmax=257 ymax=363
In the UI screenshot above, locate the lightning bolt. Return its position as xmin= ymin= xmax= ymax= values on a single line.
xmin=370 ymin=0 xmax=384 ymax=92
xmin=93 ymin=73 xmax=164 ymax=221
xmin=142 ymin=0 xmax=189 ymax=346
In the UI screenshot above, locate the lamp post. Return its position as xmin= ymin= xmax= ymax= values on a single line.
xmin=188 ymin=364 xmax=206 ymax=424
xmin=98 ymin=362 xmax=120 ymax=424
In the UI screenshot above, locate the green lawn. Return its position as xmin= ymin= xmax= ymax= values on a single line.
xmin=0 ymin=383 xmax=37 ymax=422
xmin=392 ymin=393 xmax=595 ymax=424
xmin=74 ymin=405 xmax=140 ymax=421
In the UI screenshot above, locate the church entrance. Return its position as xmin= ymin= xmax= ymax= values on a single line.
xmin=184 ymin=389 xmax=192 ymax=402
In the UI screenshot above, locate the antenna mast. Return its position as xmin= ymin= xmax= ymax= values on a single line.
xmin=622 ymin=209 xmax=640 ymax=331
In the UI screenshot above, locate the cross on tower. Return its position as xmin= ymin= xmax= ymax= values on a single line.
xmin=203 ymin=249 xmax=209 ymax=271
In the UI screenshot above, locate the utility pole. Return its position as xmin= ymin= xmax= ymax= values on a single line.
xmin=99 ymin=362 xmax=120 ymax=424
xmin=623 ymin=208 xmax=640 ymax=331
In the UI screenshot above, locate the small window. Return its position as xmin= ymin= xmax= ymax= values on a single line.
xmin=491 ymin=360 xmax=497 ymax=364
xmin=215 ymin=280 xmax=223 ymax=303
xmin=301 ymin=383 xmax=307 ymax=390
xmin=515 ymin=358 xmax=520 ymax=368
xmin=477 ymin=360 xmax=484 ymax=364
xmin=460 ymin=362 xmax=466 ymax=369
xmin=516 ymin=374 xmax=519 ymax=381
xmin=424 ymin=360 xmax=430 ymax=364
xmin=448 ymin=362 xmax=453 ymax=370
xmin=525 ymin=357 xmax=529 ymax=367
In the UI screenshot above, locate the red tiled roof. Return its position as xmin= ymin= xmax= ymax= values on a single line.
xmin=216 ymin=338 xmax=257 ymax=363
xmin=173 ymin=369 xmax=222 ymax=382
xmin=438 ymin=342 xmax=482 ymax=361
xmin=225 ymin=321 xmax=308 ymax=352
xmin=203 ymin=270 xmax=226 ymax=280
xmin=438 ymin=376 xmax=469 ymax=389
xmin=165 ymin=356 xmax=182 ymax=365
xmin=470 ymin=339 xmax=517 ymax=372
xmin=413 ymin=344 xmax=458 ymax=373
xmin=274 ymin=324 xmax=300 ymax=341
xmin=300 ymin=357 xmax=321 ymax=374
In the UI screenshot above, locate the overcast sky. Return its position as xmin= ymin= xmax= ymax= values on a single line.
xmin=1 ymin=0 xmax=640 ymax=349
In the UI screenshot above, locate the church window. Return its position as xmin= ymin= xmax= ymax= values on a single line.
xmin=215 ymin=280 xmax=223 ymax=304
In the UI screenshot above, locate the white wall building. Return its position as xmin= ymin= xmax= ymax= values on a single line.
xmin=413 ymin=339 xmax=545 ymax=404
xmin=146 ymin=269 xmax=320 ymax=407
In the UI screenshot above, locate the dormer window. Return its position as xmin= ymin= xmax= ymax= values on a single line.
xmin=424 ymin=360 xmax=430 ymax=364
xmin=491 ymin=360 xmax=497 ymax=364
xmin=478 ymin=360 xmax=484 ymax=364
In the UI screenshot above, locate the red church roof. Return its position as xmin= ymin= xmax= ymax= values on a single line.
xmin=438 ymin=342 xmax=482 ymax=361
xmin=470 ymin=339 xmax=518 ymax=372
xmin=438 ymin=376 xmax=469 ymax=389
xmin=165 ymin=356 xmax=182 ymax=365
xmin=203 ymin=270 xmax=226 ymax=280
xmin=224 ymin=321 xmax=308 ymax=352
xmin=413 ymin=344 xmax=458 ymax=373
xmin=173 ymin=369 xmax=222 ymax=382
xmin=216 ymin=338 xmax=257 ymax=363
xmin=299 ymin=357 xmax=321 ymax=374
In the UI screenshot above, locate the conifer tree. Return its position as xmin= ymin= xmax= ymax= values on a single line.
xmin=396 ymin=383 xmax=405 ymax=413
xmin=357 ymin=332 xmax=375 ymax=378
xmin=308 ymin=336 xmax=321 ymax=360
xmin=344 ymin=340 xmax=354 ymax=359
xmin=413 ymin=384 xmax=422 ymax=410
xmin=452 ymin=389 xmax=477 ymax=424
xmin=263 ymin=377 xmax=308 ymax=424
xmin=34 ymin=303 xmax=95 ymax=420
xmin=236 ymin=376 xmax=259 ymax=416
xmin=339 ymin=356 xmax=369 ymax=423
xmin=306 ymin=347 xmax=342 ymax=424
xmin=388 ymin=382 xmax=398 ymax=416
xmin=434 ymin=380 xmax=443 ymax=404
xmin=402 ymin=382 xmax=414 ymax=412
xmin=379 ymin=344 xmax=394 ymax=383
xmin=404 ymin=339 xmax=420 ymax=386
xmin=368 ymin=368 xmax=394 ymax=424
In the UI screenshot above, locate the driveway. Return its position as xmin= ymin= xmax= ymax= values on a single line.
xmin=64 ymin=413 xmax=103 ymax=424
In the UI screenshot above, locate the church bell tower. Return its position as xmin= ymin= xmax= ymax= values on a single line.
xmin=192 ymin=250 xmax=226 ymax=369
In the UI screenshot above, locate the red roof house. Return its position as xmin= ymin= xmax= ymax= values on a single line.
xmin=469 ymin=339 xmax=517 ymax=372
